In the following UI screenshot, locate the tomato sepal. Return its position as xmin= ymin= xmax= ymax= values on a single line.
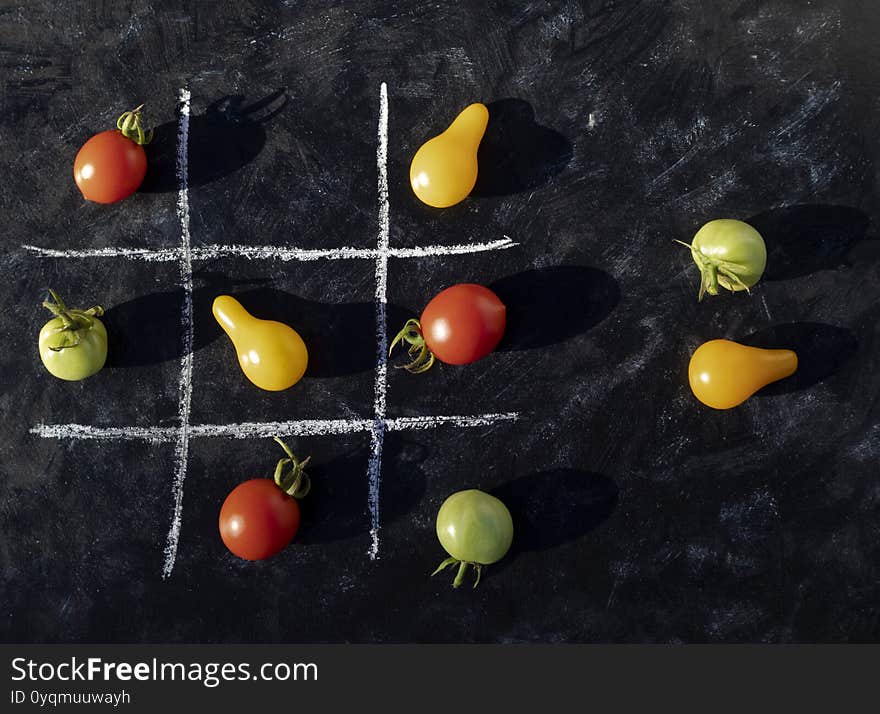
xmin=389 ymin=318 xmax=436 ymax=374
xmin=115 ymin=104 xmax=154 ymax=146
xmin=41 ymin=289 xmax=105 ymax=351
xmin=271 ymin=436 xmax=311 ymax=498
xmin=675 ymin=239 xmax=755 ymax=301
xmin=431 ymin=557 xmax=484 ymax=589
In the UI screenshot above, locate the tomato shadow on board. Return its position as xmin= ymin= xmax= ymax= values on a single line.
xmin=138 ymin=89 xmax=287 ymax=193
xmin=188 ymin=272 xmax=411 ymax=378
xmin=103 ymin=270 xmax=411 ymax=375
xmin=102 ymin=271 xmax=271 ymax=368
xmin=102 ymin=286 xmax=221 ymax=368
xmin=296 ymin=439 xmax=427 ymax=546
xmin=490 ymin=469 xmax=618 ymax=570
xmin=738 ymin=322 xmax=858 ymax=396
xmin=746 ymin=204 xmax=870 ymax=281
xmin=489 ymin=266 xmax=620 ymax=351
xmin=471 ymin=98 xmax=573 ymax=197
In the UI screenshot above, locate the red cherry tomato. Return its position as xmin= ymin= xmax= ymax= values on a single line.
xmin=73 ymin=105 xmax=152 ymax=204
xmin=390 ymin=284 xmax=506 ymax=372
xmin=421 ymin=284 xmax=506 ymax=365
xmin=73 ymin=131 xmax=146 ymax=204
xmin=219 ymin=479 xmax=300 ymax=561
xmin=218 ymin=438 xmax=311 ymax=561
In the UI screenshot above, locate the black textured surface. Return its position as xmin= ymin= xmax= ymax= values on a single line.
xmin=1 ymin=1 xmax=879 ymax=643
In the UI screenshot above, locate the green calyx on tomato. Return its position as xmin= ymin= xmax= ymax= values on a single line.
xmin=39 ymin=289 xmax=108 ymax=381
xmin=115 ymin=104 xmax=154 ymax=146
xmin=432 ymin=489 xmax=514 ymax=589
xmin=675 ymin=218 xmax=767 ymax=301
xmin=390 ymin=284 xmax=506 ymax=373
xmin=272 ymin=436 xmax=311 ymax=498
xmin=432 ymin=556 xmax=485 ymax=589
xmin=389 ymin=318 xmax=435 ymax=373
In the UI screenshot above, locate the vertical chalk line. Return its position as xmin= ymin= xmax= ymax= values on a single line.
xmin=367 ymin=82 xmax=389 ymax=560
xmin=162 ymin=87 xmax=193 ymax=579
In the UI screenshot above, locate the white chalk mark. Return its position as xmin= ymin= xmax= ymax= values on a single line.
xmin=760 ymin=294 xmax=773 ymax=321
xmin=774 ymin=80 xmax=841 ymax=139
xmin=21 ymin=237 xmax=517 ymax=263
xmin=30 ymin=423 xmax=179 ymax=442
xmin=31 ymin=412 xmax=520 ymax=443
xmin=20 ymin=245 xmax=181 ymax=261
xmin=196 ymin=244 xmax=372 ymax=261
xmin=385 ymin=412 xmax=519 ymax=431
xmin=650 ymin=144 xmax=700 ymax=188
xmin=389 ymin=239 xmax=516 ymax=258
xmin=163 ymin=87 xmax=193 ymax=580
xmin=367 ymin=81 xmax=390 ymax=560
xmin=190 ymin=419 xmax=373 ymax=438
xmin=195 ymin=238 xmax=517 ymax=261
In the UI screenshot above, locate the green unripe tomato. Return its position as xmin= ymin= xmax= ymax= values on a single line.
xmin=680 ymin=219 xmax=767 ymax=301
xmin=433 ymin=489 xmax=513 ymax=588
xmin=38 ymin=290 xmax=108 ymax=381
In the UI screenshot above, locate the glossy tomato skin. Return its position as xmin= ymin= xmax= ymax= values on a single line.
xmin=688 ymin=339 xmax=798 ymax=409
xmin=212 ymin=295 xmax=308 ymax=392
xmin=219 ymin=479 xmax=300 ymax=561
xmin=436 ymin=489 xmax=513 ymax=565
xmin=421 ymin=284 xmax=506 ymax=365
xmin=691 ymin=219 xmax=766 ymax=293
xmin=74 ymin=130 xmax=147 ymax=204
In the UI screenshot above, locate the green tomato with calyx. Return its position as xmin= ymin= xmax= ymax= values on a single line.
xmin=38 ymin=289 xmax=107 ymax=381
xmin=677 ymin=219 xmax=767 ymax=301
xmin=432 ymin=489 xmax=513 ymax=589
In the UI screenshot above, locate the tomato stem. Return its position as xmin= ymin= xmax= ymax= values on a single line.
xmin=116 ymin=104 xmax=154 ymax=145
xmin=431 ymin=557 xmax=484 ymax=588
xmin=41 ymin=289 xmax=104 ymax=351
xmin=389 ymin=319 xmax=436 ymax=373
xmin=272 ymin=436 xmax=311 ymax=498
xmin=43 ymin=289 xmax=75 ymax=329
xmin=675 ymin=240 xmax=752 ymax=302
xmin=453 ymin=561 xmax=468 ymax=588
xmin=702 ymin=263 xmax=719 ymax=301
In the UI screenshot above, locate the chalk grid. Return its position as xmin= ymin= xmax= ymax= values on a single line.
xmin=25 ymin=84 xmax=520 ymax=577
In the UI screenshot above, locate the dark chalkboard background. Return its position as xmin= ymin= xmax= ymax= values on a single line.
xmin=2 ymin=0 xmax=879 ymax=643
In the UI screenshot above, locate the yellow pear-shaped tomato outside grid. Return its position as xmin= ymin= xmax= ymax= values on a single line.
xmin=212 ymin=295 xmax=308 ymax=392
xmin=688 ymin=339 xmax=798 ymax=409
xmin=410 ymin=103 xmax=489 ymax=208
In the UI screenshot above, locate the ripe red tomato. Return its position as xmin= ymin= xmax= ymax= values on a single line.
xmin=73 ymin=105 xmax=152 ymax=204
xmin=420 ymin=284 xmax=506 ymax=365
xmin=219 ymin=437 xmax=310 ymax=561
xmin=74 ymin=130 xmax=147 ymax=204
xmin=219 ymin=479 xmax=300 ymax=561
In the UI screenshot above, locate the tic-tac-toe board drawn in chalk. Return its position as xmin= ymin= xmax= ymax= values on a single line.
xmin=22 ymin=83 xmax=520 ymax=578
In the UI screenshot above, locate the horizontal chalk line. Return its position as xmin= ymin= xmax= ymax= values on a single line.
xmin=386 ymin=413 xmax=519 ymax=431
xmin=391 ymin=240 xmax=517 ymax=258
xmin=21 ymin=245 xmax=182 ymax=261
xmin=192 ymin=419 xmax=374 ymax=438
xmin=30 ymin=412 xmax=519 ymax=443
xmin=21 ymin=237 xmax=517 ymax=262
xmin=31 ymin=424 xmax=178 ymax=442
